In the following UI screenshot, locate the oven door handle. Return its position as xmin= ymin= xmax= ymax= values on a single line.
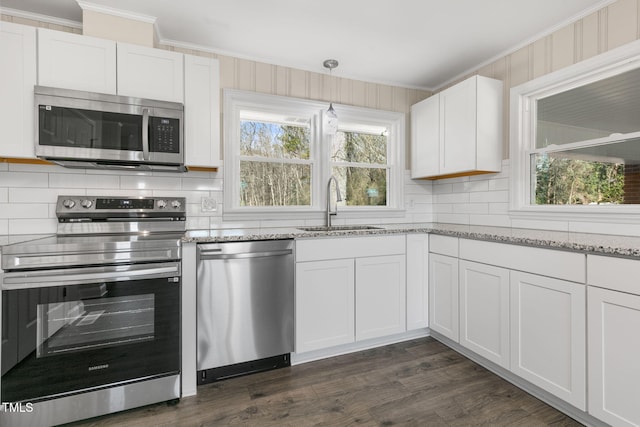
xmin=1 ymin=262 xmax=180 ymax=290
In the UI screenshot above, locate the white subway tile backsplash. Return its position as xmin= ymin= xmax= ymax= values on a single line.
xmin=436 ymin=192 xmax=470 ymax=204
xmin=488 ymin=178 xmax=509 ymax=191
xmin=119 ymin=175 xmax=181 ymax=191
xmin=9 ymin=218 xmax=57 ymax=235
xmin=433 ymin=183 xmax=453 ymax=194
xmin=568 ymin=221 xmax=640 ymax=237
xmin=50 ymin=173 xmax=120 ymax=189
xmin=469 ymin=190 xmax=508 ymax=203
xmin=0 ymin=163 xmax=8 ymax=172
xmin=0 ymin=220 xmax=8 ymax=234
xmin=0 ymin=188 xmax=7 ymax=203
xmin=0 ymin=172 xmax=49 ymax=188
xmin=489 ymin=203 xmax=509 ymax=214
xmin=181 ymin=177 xmax=222 ymax=191
xmin=9 ymin=188 xmax=66 ymax=203
xmin=0 ymin=203 xmax=49 ymax=219
xmin=469 ymin=214 xmax=512 ymax=227
xmin=455 ymin=203 xmax=489 ymax=214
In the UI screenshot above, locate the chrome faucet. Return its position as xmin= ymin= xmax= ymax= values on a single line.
xmin=326 ymin=175 xmax=343 ymax=227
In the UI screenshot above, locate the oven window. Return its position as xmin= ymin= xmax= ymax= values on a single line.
xmin=37 ymin=293 xmax=155 ymax=357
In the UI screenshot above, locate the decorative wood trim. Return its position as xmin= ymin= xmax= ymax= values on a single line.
xmin=186 ymin=166 xmax=218 ymax=172
xmin=417 ymin=170 xmax=499 ymax=181
xmin=0 ymin=157 xmax=53 ymax=165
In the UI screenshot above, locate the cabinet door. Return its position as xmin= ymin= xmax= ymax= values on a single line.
xmin=117 ymin=43 xmax=184 ymax=102
xmin=37 ymin=28 xmax=116 ymax=94
xmin=355 ymin=255 xmax=406 ymax=341
xmin=406 ymin=234 xmax=428 ymax=330
xmin=184 ymin=55 xmax=220 ymax=168
xmin=510 ymin=271 xmax=586 ymax=410
xmin=588 ymin=286 xmax=640 ymax=427
xmin=429 ymin=253 xmax=459 ymax=342
xmin=295 ymin=259 xmax=354 ymax=353
xmin=459 ymin=260 xmax=509 ymax=368
xmin=410 ymin=94 xmax=440 ymax=178
xmin=0 ymin=22 xmax=36 ymax=158
xmin=440 ymin=76 xmax=476 ymax=174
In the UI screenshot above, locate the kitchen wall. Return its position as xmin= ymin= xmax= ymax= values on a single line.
xmin=4 ymin=0 xmax=640 ymax=236
xmin=429 ymin=0 xmax=640 ymax=235
xmin=0 ymin=12 xmax=433 ymax=235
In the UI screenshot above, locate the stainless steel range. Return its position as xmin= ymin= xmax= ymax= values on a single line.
xmin=0 ymin=195 xmax=186 ymax=427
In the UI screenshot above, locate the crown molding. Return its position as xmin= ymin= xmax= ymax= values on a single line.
xmin=76 ymin=1 xmax=156 ymax=24
xmin=0 ymin=7 xmax=82 ymax=29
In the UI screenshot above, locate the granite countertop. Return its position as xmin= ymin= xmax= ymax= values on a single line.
xmin=183 ymin=223 xmax=640 ymax=259
xmin=3 ymin=224 xmax=640 ymax=259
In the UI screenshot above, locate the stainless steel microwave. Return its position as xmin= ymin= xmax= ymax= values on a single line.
xmin=35 ymin=86 xmax=186 ymax=172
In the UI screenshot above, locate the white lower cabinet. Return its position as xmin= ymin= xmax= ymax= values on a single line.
xmin=510 ymin=271 xmax=586 ymax=410
xmin=295 ymin=259 xmax=355 ymax=353
xmin=429 ymin=253 xmax=459 ymax=342
xmin=406 ymin=234 xmax=429 ymax=330
xmin=356 ymin=255 xmax=406 ymax=341
xmin=459 ymin=260 xmax=510 ymax=368
xmin=588 ymin=286 xmax=640 ymax=427
xmin=295 ymin=235 xmax=409 ymax=355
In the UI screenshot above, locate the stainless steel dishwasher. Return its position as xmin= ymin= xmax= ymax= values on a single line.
xmin=196 ymin=239 xmax=294 ymax=383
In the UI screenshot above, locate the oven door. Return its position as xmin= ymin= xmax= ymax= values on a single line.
xmin=1 ymin=262 xmax=180 ymax=403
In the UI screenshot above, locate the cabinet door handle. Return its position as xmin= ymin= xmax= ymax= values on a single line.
xmin=142 ymin=108 xmax=150 ymax=161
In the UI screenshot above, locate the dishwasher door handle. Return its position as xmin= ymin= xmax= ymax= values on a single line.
xmin=199 ymin=249 xmax=292 ymax=260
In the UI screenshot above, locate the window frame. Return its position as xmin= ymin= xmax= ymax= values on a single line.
xmin=510 ymin=38 xmax=640 ymax=223
xmin=223 ymin=89 xmax=405 ymax=220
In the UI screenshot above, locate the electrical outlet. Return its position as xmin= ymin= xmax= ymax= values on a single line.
xmin=201 ymin=197 xmax=217 ymax=212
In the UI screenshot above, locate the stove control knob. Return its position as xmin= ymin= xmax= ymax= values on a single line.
xmin=62 ymin=199 xmax=76 ymax=209
xmin=157 ymin=200 xmax=167 ymax=209
xmin=171 ymin=200 xmax=182 ymax=209
xmin=81 ymin=199 xmax=93 ymax=209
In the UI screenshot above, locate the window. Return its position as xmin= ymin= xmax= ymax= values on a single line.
xmin=332 ymin=124 xmax=389 ymax=207
xmin=239 ymin=111 xmax=313 ymax=207
xmin=224 ymin=90 xmax=404 ymax=219
xmin=510 ymin=40 xmax=640 ymax=220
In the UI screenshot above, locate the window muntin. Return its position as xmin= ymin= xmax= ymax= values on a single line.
xmin=528 ymin=64 xmax=640 ymax=206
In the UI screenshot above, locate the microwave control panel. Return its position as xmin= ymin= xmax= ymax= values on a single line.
xmin=149 ymin=117 xmax=180 ymax=153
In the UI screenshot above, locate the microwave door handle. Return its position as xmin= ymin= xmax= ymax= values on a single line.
xmin=142 ymin=108 xmax=150 ymax=161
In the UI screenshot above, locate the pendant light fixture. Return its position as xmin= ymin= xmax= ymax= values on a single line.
xmin=323 ymin=59 xmax=339 ymax=134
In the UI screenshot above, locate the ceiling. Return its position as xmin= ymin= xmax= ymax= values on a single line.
xmin=0 ymin=0 xmax=615 ymax=90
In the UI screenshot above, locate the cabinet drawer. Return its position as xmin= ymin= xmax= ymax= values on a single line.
xmin=296 ymin=235 xmax=405 ymax=262
xmin=460 ymin=239 xmax=585 ymax=283
xmin=429 ymin=234 xmax=458 ymax=257
xmin=587 ymin=255 xmax=640 ymax=295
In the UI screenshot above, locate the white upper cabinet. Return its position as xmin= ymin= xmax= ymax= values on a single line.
xmin=410 ymin=94 xmax=439 ymax=178
xmin=116 ymin=43 xmax=184 ymax=103
xmin=184 ymin=55 xmax=220 ymax=168
xmin=37 ymin=28 xmax=116 ymax=94
xmin=411 ymin=75 xmax=503 ymax=179
xmin=0 ymin=22 xmax=37 ymax=158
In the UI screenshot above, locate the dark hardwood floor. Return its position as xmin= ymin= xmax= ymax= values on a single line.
xmin=70 ymin=337 xmax=583 ymax=426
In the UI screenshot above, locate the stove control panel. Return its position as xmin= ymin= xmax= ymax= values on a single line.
xmin=56 ymin=196 xmax=186 ymax=221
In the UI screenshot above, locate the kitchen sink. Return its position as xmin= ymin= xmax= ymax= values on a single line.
xmin=297 ymin=225 xmax=382 ymax=232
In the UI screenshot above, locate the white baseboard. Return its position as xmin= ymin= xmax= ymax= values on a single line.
xmin=291 ymin=328 xmax=430 ymax=365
